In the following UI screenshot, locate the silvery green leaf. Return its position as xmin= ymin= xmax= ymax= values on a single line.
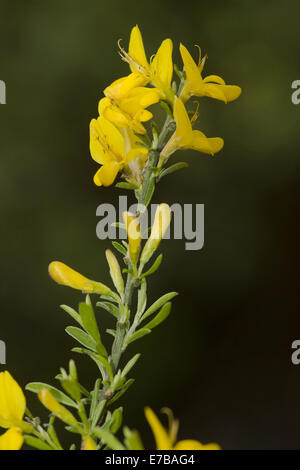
xmin=143 ymin=302 xmax=172 ymax=330
xmin=110 ymin=407 xmax=123 ymax=434
xmin=140 ymin=254 xmax=163 ymax=279
xmin=26 ymin=382 xmax=77 ymax=408
xmin=92 ymin=398 xmax=106 ymax=429
xmin=144 ymin=178 xmax=155 ymax=208
xmin=106 ymin=328 xmax=116 ymax=338
xmin=137 ymin=278 xmax=147 ymax=317
xmin=79 ymin=302 xmax=107 ymax=357
xmin=116 ymin=182 xmax=138 ymax=190
xmin=65 ymin=326 xmax=97 ymax=353
xmin=96 ymin=301 xmax=119 ymax=319
xmin=108 ymin=379 xmax=135 ymax=406
xmin=121 ymin=353 xmax=141 ymax=378
xmin=158 ymin=162 xmax=189 ymax=181
xmin=60 ymin=304 xmax=83 ymax=326
xmin=126 ymin=328 xmax=151 ymax=345
xmin=123 ymin=426 xmax=144 ymax=450
xmin=89 ymin=378 xmax=101 ymax=420
xmin=112 ymin=241 xmax=127 ymax=256
xmin=92 ymin=428 xmax=125 ymax=450
xmin=142 ymin=292 xmax=178 ymax=321
xmin=72 ymin=347 xmax=113 ymax=382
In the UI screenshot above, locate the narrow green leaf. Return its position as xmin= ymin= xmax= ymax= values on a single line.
xmin=79 ymin=302 xmax=107 ymax=357
xmin=158 ymin=162 xmax=189 ymax=181
xmin=137 ymin=278 xmax=147 ymax=317
xmin=142 ymin=292 xmax=178 ymax=321
xmin=26 ymin=383 xmax=77 ymax=408
xmin=89 ymin=378 xmax=101 ymax=420
xmin=93 ymin=428 xmax=125 ymax=450
xmin=110 ymin=407 xmax=123 ymax=434
xmin=121 ymin=353 xmax=141 ymax=377
xmin=106 ymin=328 xmax=116 ymax=338
xmin=123 ymin=426 xmax=144 ymax=450
xmin=92 ymin=399 xmax=106 ymax=428
xmin=112 ymin=241 xmax=127 ymax=256
xmin=24 ymin=436 xmax=53 ymax=451
xmin=108 ymin=379 xmax=135 ymax=406
xmin=159 ymin=100 xmax=173 ymax=119
xmin=116 ymin=182 xmax=138 ymax=190
xmin=60 ymin=305 xmax=82 ymax=326
xmin=66 ymin=326 xmax=97 ymax=352
xmin=72 ymin=348 xmax=113 ymax=382
xmin=140 ymin=254 xmax=163 ymax=279
xmin=144 ymin=178 xmax=155 ymax=208
xmin=143 ymin=302 xmax=172 ymax=330
xmin=126 ymin=328 xmax=151 ymax=345
xmin=96 ymin=301 xmax=119 ymax=319
xmin=111 ymin=222 xmax=126 ymax=230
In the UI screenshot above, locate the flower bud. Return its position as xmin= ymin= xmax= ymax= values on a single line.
xmin=140 ymin=204 xmax=171 ymax=266
xmin=48 ymin=261 xmax=112 ymax=296
xmin=38 ymin=389 xmax=79 ymax=428
xmin=105 ymin=250 xmax=124 ymax=295
xmin=123 ymin=212 xmax=141 ymax=265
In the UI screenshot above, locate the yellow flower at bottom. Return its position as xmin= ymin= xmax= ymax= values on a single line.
xmin=145 ymin=407 xmax=220 ymax=451
xmin=160 ymin=97 xmax=224 ymax=160
xmin=82 ymin=436 xmax=97 ymax=450
xmin=0 ymin=371 xmax=26 ymax=429
xmin=0 ymin=428 xmax=24 ymax=451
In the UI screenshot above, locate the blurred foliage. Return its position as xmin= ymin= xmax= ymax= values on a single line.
xmin=1 ymin=0 xmax=300 ymax=449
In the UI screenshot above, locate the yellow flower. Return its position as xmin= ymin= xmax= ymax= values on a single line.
xmin=120 ymin=25 xmax=174 ymax=102
xmin=0 ymin=428 xmax=24 ymax=451
xmin=160 ymin=97 xmax=224 ymax=160
xmin=38 ymin=389 xmax=79 ymax=428
xmin=179 ymin=44 xmax=242 ymax=104
xmin=82 ymin=436 xmax=97 ymax=450
xmin=99 ymin=85 xmax=160 ymax=135
xmin=0 ymin=371 xmax=32 ymax=450
xmin=145 ymin=407 xmax=220 ymax=450
xmin=140 ymin=204 xmax=171 ymax=266
xmin=0 ymin=371 xmax=26 ymax=430
xmin=104 ymin=73 xmax=148 ymax=101
xmin=89 ymin=116 xmax=147 ymax=187
xmin=48 ymin=261 xmax=116 ymax=298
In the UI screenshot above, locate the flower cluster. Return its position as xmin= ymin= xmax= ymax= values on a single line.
xmin=0 ymin=26 xmax=241 ymax=451
xmin=89 ymin=25 xmax=241 ymax=188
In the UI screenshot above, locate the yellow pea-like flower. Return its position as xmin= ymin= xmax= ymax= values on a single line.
xmin=90 ymin=116 xmax=146 ymax=187
xmin=145 ymin=407 xmax=220 ymax=451
xmin=105 ymin=249 xmax=124 ymax=296
xmin=140 ymin=204 xmax=171 ymax=266
xmin=120 ymin=25 xmax=174 ymax=103
xmin=99 ymin=85 xmax=160 ymax=135
xmin=179 ymin=44 xmax=242 ymax=104
xmin=160 ymin=97 xmax=224 ymax=160
xmin=82 ymin=436 xmax=97 ymax=450
xmin=48 ymin=261 xmax=114 ymax=297
xmin=0 ymin=428 xmax=24 ymax=451
xmin=123 ymin=212 xmax=141 ymax=266
xmin=38 ymin=389 xmax=79 ymax=428
xmin=0 ymin=371 xmax=26 ymax=429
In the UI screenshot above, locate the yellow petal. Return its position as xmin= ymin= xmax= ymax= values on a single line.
xmin=99 ymin=99 xmax=130 ymax=129
xmin=144 ymin=407 xmax=172 ymax=450
xmin=179 ymin=43 xmax=202 ymax=101
xmin=48 ymin=261 xmax=111 ymax=295
xmin=104 ymin=73 xmax=148 ymax=100
xmin=82 ymin=436 xmax=97 ymax=450
xmin=173 ymin=97 xmax=193 ymax=145
xmin=97 ymin=117 xmax=125 ymax=160
xmin=150 ymin=39 xmax=173 ymax=97
xmin=0 ymin=371 xmax=26 ymax=428
xmin=38 ymin=389 xmax=79 ymax=427
xmin=93 ymin=161 xmax=120 ymax=187
xmin=129 ymin=25 xmax=149 ymax=73
xmin=203 ymin=74 xmax=225 ymax=85
xmin=89 ymin=119 xmax=110 ymax=165
xmin=0 ymin=428 xmax=24 ymax=451
xmin=174 ymin=439 xmax=221 ymax=450
xmin=190 ymin=131 xmax=224 ymax=155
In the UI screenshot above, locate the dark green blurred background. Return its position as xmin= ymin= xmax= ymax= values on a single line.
xmin=1 ymin=0 xmax=300 ymax=450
